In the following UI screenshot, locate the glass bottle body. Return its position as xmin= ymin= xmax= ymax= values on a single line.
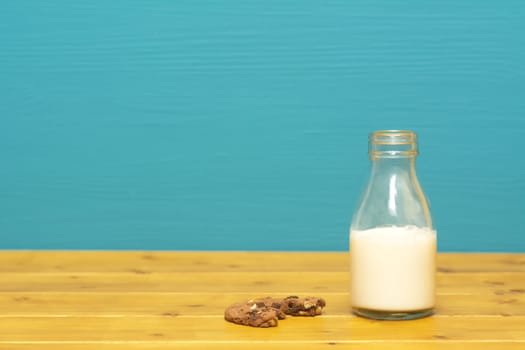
xmin=350 ymin=130 xmax=436 ymax=320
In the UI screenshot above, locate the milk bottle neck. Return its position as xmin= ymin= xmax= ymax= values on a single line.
xmin=370 ymin=157 xmax=416 ymax=176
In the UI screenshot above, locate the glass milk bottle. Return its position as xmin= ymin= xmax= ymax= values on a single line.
xmin=350 ymin=130 xmax=436 ymax=320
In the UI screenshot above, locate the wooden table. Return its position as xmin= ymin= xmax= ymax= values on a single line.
xmin=1 ymin=251 xmax=524 ymax=349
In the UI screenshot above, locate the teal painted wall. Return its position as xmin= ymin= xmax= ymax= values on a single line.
xmin=1 ymin=1 xmax=524 ymax=251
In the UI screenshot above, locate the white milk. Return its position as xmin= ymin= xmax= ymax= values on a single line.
xmin=350 ymin=226 xmax=436 ymax=311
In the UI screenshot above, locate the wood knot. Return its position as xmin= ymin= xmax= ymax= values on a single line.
xmin=484 ymin=280 xmax=505 ymax=286
xmin=161 ymin=311 xmax=179 ymax=317
xmin=187 ymin=304 xmax=204 ymax=308
xmin=142 ymin=254 xmax=157 ymax=261
xmin=437 ymin=267 xmax=453 ymax=273
xmin=499 ymin=299 xmax=518 ymax=304
xmin=13 ymin=296 xmax=30 ymax=302
xmin=510 ymin=289 xmax=525 ymax=294
xmin=433 ymin=335 xmax=448 ymax=340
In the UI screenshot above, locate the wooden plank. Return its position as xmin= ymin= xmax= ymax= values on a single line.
xmin=0 ymin=251 xmax=359 ymax=272
xmin=1 ymin=271 xmax=523 ymax=294
xmin=2 ymin=344 xmax=525 ymax=350
xmin=0 ymin=316 xmax=524 ymax=342
xmin=1 ymin=251 xmax=524 ymax=273
xmin=0 ymin=292 xmax=523 ymax=317
xmin=1 ymin=252 xmax=524 ymax=349
xmin=437 ymin=253 xmax=525 ymax=273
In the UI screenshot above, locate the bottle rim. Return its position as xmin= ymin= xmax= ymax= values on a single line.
xmin=369 ymin=130 xmax=417 ymax=145
xmin=369 ymin=130 xmax=418 ymax=158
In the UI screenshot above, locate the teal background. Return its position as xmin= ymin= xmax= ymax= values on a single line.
xmin=1 ymin=1 xmax=524 ymax=251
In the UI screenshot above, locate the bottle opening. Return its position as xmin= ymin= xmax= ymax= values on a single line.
xmin=369 ymin=130 xmax=418 ymax=159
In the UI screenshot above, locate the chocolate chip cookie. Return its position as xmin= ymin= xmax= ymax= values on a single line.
xmin=280 ymin=295 xmax=326 ymax=316
xmin=224 ymin=296 xmax=326 ymax=327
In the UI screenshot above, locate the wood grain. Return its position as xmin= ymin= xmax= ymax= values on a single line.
xmin=0 ymin=340 xmax=524 ymax=350
xmin=1 ymin=251 xmax=525 ymax=349
xmin=1 ymin=251 xmax=524 ymax=272
xmin=1 ymin=316 xmax=525 ymax=341
xmin=0 ymin=292 xmax=523 ymax=316
xmin=2 ymin=344 xmax=525 ymax=350
xmin=1 ymin=271 xmax=523 ymax=294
